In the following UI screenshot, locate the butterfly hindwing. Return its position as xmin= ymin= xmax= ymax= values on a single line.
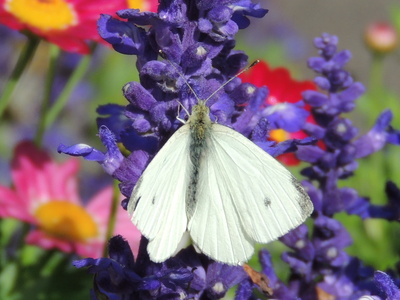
xmin=188 ymin=150 xmax=255 ymax=264
xmin=128 ymin=125 xmax=191 ymax=262
xmin=188 ymin=123 xmax=313 ymax=264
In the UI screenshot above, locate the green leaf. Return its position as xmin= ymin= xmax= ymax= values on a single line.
xmin=0 ymin=262 xmax=18 ymax=300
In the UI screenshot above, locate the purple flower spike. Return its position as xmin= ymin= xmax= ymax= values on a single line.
xmin=58 ymin=126 xmax=124 ymax=176
xmin=251 ymin=32 xmax=400 ymax=300
xmin=263 ymin=102 xmax=309 ymax=132
xmin=258 ymin=250 xmax=298 ymax=299
xmin=86 ymin=0 xmax=313 ymax=207
xmin=74 ymin=236 xmax=194 ymax=299
xmin=234 ymin=278 xmax=253 ymax=299
xmin=231 ymin=1 xmax=268 ymax=29
xmin=61 ymin=1 xmax=317 ymax=298
xmin=365 ymin=181 xmax=400 ymax=220
xmin=97 ymin=13 xmax=149 ymax=56
xmin=57 ymin=143 xmax=105 ymax=162
xmin=75 ymin=235 xmax=251 ymax=299
xmin=354 ymin=109 xmax=394 ymax=158
xmin=60 ymin=0 xmax=400 ymax=296
xmin=374 ymin=271 xmax=400 ymax=300
xmin=205 ymin=262 xmax=247 ymax=298
xmin=96 ymin=104 xmax=131 ymax=141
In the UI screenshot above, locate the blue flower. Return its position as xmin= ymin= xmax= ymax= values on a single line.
xmin=60 ymin=0 xmax=312 ymax=202
xmin=60 ymin=1 xmax=296 ymax=298
xmin=75 ymin=235 xmax=196 ymax=299
xmin=59 ymin=0 xmax=400 ymax=297
xmin=262 ymin=102 xmax=309 ymax=133
xmin=353 ymin=109 xmax=396 ymax=158
xmin=373 ymin=271 xmax=400 ymax=300
xmin=237 ymin=33 xmax=400 ymax=300
xmin=75 ymin=235 xmax=247 ymax=299
xmin=58 ymin=126 xmax=125 ymax=175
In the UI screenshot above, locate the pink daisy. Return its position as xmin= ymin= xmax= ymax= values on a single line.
xmin=0 ymin=141 xmax=141 ymax=258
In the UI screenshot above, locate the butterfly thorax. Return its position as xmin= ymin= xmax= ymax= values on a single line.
xmin=188 ymin=101 xmax=212 ymax=141
xmin=187 ymin=101 xmax=212 ymax=217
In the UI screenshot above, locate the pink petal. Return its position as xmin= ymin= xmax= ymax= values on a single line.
xmin=0 ymin=185 xmax=35 ymax=222
xmin=12 ymin=141 xmax=52 ymax=204
xmin=11 ymin=141 xmax=81 ymax=213
xmin=85 ymin=186 xmax=113 ymax=236
xmin=75 ymin=239 xmax=104 ymax=258
xmin=44 ymin=159 xmax=80 ymax=204
xmin=26 ymin=230 xmax=75 ymax=253
xmin=114 ymin=203 xmax=142 ymax=258
xmin=86 ymin=186 xmax=142 ymax=257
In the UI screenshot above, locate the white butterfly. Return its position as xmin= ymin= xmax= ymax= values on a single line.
xmin=128 ymin=64 xmax=313 ymax=265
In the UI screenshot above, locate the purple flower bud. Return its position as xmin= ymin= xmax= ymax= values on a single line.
xmin=374 ymin=271 xmax=400 ymax=300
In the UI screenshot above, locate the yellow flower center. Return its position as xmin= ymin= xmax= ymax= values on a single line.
xmin=34 ymin=201 xmax=98 ymax=243
xmin=269 ymin=128 xmax=289 ymax=142
xmin=5 ymin=0 xmax=77 ymax=31
xmin=127 ymin=0 xmax=148 ymax=11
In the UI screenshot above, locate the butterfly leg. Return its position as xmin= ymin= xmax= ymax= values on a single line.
xmin=176 ymin=100 xmax=189 ymax=124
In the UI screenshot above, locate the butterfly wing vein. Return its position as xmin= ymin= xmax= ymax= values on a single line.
xmin=128 ymin=126 xmax=191 ymax=262
xmin=188 ymin=124 xmax=313 ymax=264
xmin=129 ymin=122 xmax=313 ymax=265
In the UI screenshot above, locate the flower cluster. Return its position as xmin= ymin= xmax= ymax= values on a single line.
xmin=76 ymin=235 xmax=247 ymax=299
xmin=58 ymin=0 xmax=319 ymax=298
xmin=59 ymin=0 xmax=315 ymax=202
xmin=239 ymin=60 xmax=318 ymax=165
xmin=235 ymin=33 xmax=400 ymax=299
xmin=56 ymin=1 xmax=400 ymax=300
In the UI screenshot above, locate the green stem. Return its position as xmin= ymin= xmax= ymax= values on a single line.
xmin=0 ymin=36 xmax=40 ymax=119
xmin=34 ymin=45 xmax=61 ymax=146
xmin=34 ymin=46 xmax=95 ymax=145
xmin=39 ymin=250 xmax=69 ymax=277
xmin=103 ymin=180 xmax=121 ymax=257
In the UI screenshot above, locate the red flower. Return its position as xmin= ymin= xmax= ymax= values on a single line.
xmin=240 ymin=60 xmax=317 ymax=165
xmin=0 ymin=0 xmax=157 ymax=54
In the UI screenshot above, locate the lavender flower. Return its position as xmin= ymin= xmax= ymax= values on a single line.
xmin=76 ymin=235 xmax=247 ymax=299
xmin=58 ymin=0 xmax=315 ymax=203
xmin=235 ymin=33 xmax=400 ymax=299
xmin=57 ymin=0 xmax=324 ymax=298
xmin=59 ymin=0 xmax=400 ymax=298
xmin=373 ymin=271 xmax=400 ymax=300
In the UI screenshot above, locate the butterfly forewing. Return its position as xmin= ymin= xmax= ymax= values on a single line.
xmin=128 ymin=126 xmax=192 ymax=262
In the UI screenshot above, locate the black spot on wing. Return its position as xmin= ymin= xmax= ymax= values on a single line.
xmin=264 ymin=197 xmax=271 ymax=207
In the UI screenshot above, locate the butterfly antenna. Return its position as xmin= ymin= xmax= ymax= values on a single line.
xmin=159 ymin=50 xmax=260 ymax=105
xmin=158 ymin=50 xmax=202 ymax=105
xmin=204 ymin=59 xmax=260 ymax=104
